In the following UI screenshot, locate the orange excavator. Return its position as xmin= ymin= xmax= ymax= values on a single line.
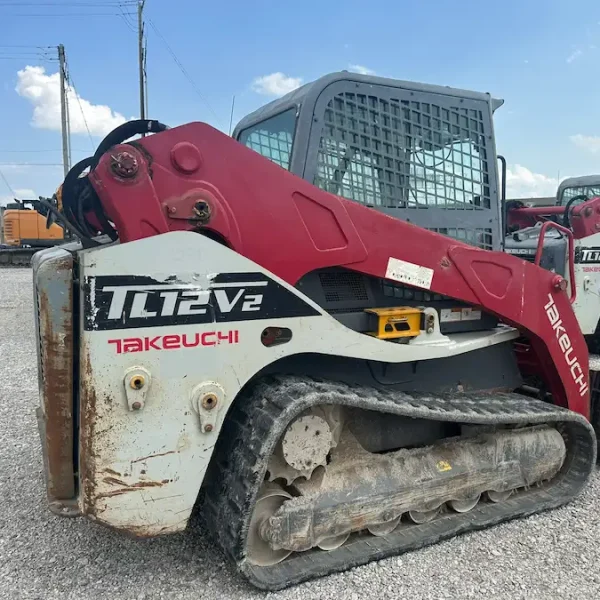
xmin=0 ymin=195 xmax=64 ymax=266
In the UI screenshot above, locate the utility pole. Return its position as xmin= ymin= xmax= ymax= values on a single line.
xmin=58 ymin=44 xmax=70 ymax=177
xmin=138 ymin=0 xmax=146 ymax=130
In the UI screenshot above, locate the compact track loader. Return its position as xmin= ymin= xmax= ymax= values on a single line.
xmin=32 ymin=72 xmax=597 ymax=590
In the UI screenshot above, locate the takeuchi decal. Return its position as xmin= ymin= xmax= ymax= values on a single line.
xmin=543 ymin=293 xmax=589 ymax=397
xmin=108 ymin=330 xmax=239 ymax=354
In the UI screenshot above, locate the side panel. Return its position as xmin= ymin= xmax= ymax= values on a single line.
xmin=77 ymin=232 xmax=518 ymax=536
xmin=573 ymin=232 xmax=600 ymax=335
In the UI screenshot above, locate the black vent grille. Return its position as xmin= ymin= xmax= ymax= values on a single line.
xmin=382 ymin=281 xmax=445 ymax=302
xmin=319 ymin=271 xmax=369 ymax=303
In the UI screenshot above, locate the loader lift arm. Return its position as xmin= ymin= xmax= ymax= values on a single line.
xmin=76 ymin=121 xmax=590 ymax=415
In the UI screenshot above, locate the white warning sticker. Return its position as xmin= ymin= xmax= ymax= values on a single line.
xmin=462 ymin=308 xmax=482 ymax=321
xmin=385 ymin=257 xmax=434 ymax=290
xmin=440 ymin=308 xmax=461 ymax=323
xmin=441 ymin=307 xmax=482 ymax=323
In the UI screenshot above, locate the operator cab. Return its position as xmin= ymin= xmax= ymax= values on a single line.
xmin=234 ymin=71 xmax=504 ymax=251
xmin=233 ymin=71 xmax=505 ymax=335
xmin=557 ymin=175 xmax=600 ymax=207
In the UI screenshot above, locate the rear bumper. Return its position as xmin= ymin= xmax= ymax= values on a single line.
xmin=36 ymin=406 xmax=80 ymax=517
xmin=32 ymin=246 xmax=80 ymax=515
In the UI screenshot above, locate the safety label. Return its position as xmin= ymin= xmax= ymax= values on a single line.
xmin=385 ymin=257 xmax=434 ymax=290
xmin=440 ymin=307 xmax=482 ymax=323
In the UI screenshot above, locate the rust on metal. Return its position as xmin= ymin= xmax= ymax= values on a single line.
xmin=103 ymin=468 xmax=122 ymax=477
xmin=102 ymin=477 xmax=167 ymax=489
xmin=192 ymin=200 xmax=211 ymax=224
xmin=37 ymin=255 xmax=76 ymax=501
xmin=130 ymin=375 xmax=145 ymax=389
xmin=201 ymin=393 xmax=218 ymax=410
xmin=131 ymin=450 xmax=178 ymax=463
xmin=79 ymin=345 xmax=99 ymax=518
xmin=109 ymin=151 xmax=139 ymax=179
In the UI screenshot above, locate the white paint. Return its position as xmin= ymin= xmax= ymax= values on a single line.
xmin=440 ymin=308 xmax=461 ymax=323
xmin=75 ymin=231 xmax=518 ymax=536
xmin=572 ymin=232 xmax=600 ymax=335
xmin=462 ymin=308 xmax=482 ymax=321
xmin=385 ymin=257 xmax=434 ymax=290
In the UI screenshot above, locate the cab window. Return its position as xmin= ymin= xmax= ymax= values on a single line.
xmin=238 ymin=108 xmax=296 ymax=170
xmin=559 ymin=185 xmax=600 ymax=206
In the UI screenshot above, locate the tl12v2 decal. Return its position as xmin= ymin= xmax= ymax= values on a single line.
xmin=575 ymin=247 xmax=600 ymax=264
xmin=83 ymin=272 xmax=320 ymax=331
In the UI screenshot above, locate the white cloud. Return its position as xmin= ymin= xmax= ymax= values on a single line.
xmin=566 ymin=49 xmax=583 ymax=63
xmin=16 ymin=65 xmax=127 ymax=137
xmin=570 ymin=134 xmax=600 ymax=154
xmin=505 ymin=164 xmax=559 ymax=198
xmin=349 ymin=64 xmax=376 ymax=75
xmin=0 ymin=187 xmax=36 ymax=206
xmin=251 ymin=72 xmax=303 ymax=97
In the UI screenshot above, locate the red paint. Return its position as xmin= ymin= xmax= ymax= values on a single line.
xmin=108 ymin=330 xmax=240 ymax=353
xmin=89 ymin=123 xmax=590 ymax=418
xmin=508 ymin=197 xmax=600 ymax=240
xmin=533 ymin=221 xmax=576 ymax=303
xmin=569 ymin=198 xmax=600 ymax=239
xmin=170 ymin=142 xmax=202 ymax=174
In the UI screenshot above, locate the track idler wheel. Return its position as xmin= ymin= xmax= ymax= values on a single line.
xmin=317 ymin=533 xmax=350 ymax=550
xmin=408 ymin=508 xmax=441 ymax=524
xmin=486 ymin=490 xmax=512 ymax=503
xmin=247 ymin=483 xmax=292 ymax=566
xmin=449 ymin=494 xmax=481 ymax=513
xmin=367 ymin=517 xmax=402 ymax=536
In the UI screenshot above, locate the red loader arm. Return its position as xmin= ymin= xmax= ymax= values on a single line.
xmin=88 ymin=123 xmax=590 ymax=418
xmin=508 ymin=196 xmax=600 ymax=239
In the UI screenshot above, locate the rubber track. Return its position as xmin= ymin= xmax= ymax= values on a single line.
xmin=201 ymin=375 xmax=597 ymax=591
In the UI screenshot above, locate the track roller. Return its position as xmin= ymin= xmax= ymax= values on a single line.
xmin=486 ymin=490 xmax=512 ymax=503
xmin=247 ymin=483 xmax=293 ymax=567
xmin=449 ymin=495 xmax=481 ymax=512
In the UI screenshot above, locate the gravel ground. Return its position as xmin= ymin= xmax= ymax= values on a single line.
xmin=1 ymin=267 xmax=600 ymax=600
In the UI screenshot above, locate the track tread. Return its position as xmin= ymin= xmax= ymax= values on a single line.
xmin=201 ymin=375 xmax=596 ymax=591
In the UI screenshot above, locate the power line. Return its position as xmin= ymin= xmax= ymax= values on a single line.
xmin=0 ymin=167 xmax=16 ymax=197
xmin=0 ymin=12 xmax=136 ymax=17
xmin=0 ymin=149 xmax=87 ymax=153
xmin=0 ymin=49 xmax=55 ymax=54
xmin=118 ymin=9 xmax=136 ymax=33
xmin=0 ymin=56 xmax=58 ymax=60
xmin=66 ymin=68 xmax=95 ymax=151
xmin=0 ymin=163 xmax=63 ymax=166
xmin=148 ymin=18 xmax=223 ymax=127
xmin=0 ymin=2 xmax=136 ymax=5
xmin=0 ymin=44 xmax=54 ymax=48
